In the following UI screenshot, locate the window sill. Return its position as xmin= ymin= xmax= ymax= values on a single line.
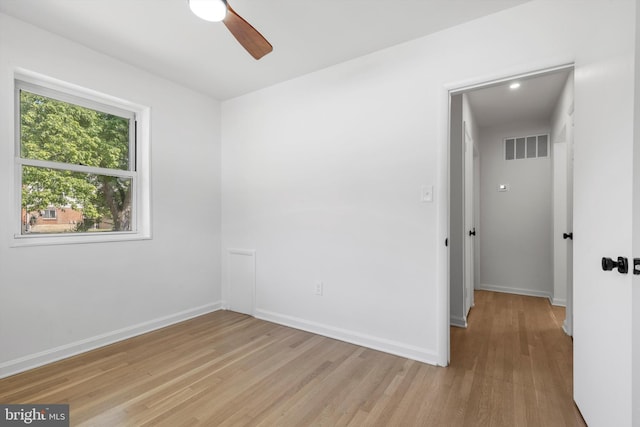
xmin=11 ymin=231 xmax=152 ymax=248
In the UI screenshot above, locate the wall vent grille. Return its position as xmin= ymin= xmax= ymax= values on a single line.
xmin=504 ymin=134 xmax=549 ymax=160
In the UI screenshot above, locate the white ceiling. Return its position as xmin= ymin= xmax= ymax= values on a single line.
xmin=465 ymin=68 xmax=572 ymax=128
xmin=0 ymin=0 xmax=531 ymax=100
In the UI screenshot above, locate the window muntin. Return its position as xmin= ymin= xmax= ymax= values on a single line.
xmin=15 ymin=78 xmax=146 ymax=243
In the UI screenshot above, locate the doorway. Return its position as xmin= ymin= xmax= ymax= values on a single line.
xmin=449 ymin=65 xmax=575 ymax=339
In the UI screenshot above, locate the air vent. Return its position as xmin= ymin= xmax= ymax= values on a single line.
xmin=505 ymin=134 xmax=549 ymax=160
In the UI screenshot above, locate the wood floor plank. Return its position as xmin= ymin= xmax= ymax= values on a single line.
xmin=0 ymin=291 xmax=585 ymax=426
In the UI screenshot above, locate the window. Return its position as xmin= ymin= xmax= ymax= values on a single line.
xmin=14 ymin=74 xmax=150 ymax=245
xmin=42 ymin=208 xmax=57 ymax=219
xmin=504 ymin=134 xmax=549 ymax=161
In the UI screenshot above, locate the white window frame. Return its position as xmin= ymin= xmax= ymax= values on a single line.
xmin=12 ymin=71 xmax=151 ymax=247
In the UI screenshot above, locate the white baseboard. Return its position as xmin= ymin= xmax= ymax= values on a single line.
xmin=450 ymin=315 xmax=467 ymax=328
xmin=478 ymin=284 xmax=552 ymax=301
xmin=551 ymin=297 xmax=567 ymax=307
xmin=255 ymin=309 xmax=442 ymax=366
xmin=562 ymin=319 xmax=572 ymax=336
xmin=0 ymin=302 xmax=223 ymax=379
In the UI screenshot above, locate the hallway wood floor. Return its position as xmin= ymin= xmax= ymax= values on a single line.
xmin=0 ymin=291 xmax=584 ymax=426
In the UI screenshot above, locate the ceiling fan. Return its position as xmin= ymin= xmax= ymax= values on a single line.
xmin=188 ymin=0 xmax=273 ymax=60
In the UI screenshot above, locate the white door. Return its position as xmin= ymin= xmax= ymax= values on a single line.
xmin=473 ymin=144 xmax=480 ymax=293
xmin=564 ymin=110 xmax=574 ymax=335
xmin=573 ymin=59 xmax=634 ymax=425
xmin=463 ymin=124 xmax=474 ymax=316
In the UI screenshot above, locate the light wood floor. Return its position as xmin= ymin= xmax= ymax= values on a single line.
xmin=0 ymin=291 xmax=584 ymax=426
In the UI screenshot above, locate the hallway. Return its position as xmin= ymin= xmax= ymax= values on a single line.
xmin=449 ymin=290 xmax=584 ymax=426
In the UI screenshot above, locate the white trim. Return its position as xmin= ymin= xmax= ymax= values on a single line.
xmin=450 ymin=315 xmax=467 ymax=328
xmin=562 ymin=319 xmax=572 ymax=336
xmin=11 ymin=69 xmax=152 ymax=247
xmin=227 ymin=248 xmax=256 ymax=256
xmin=19 ymin=158 xmax=137 ymax=179
xmin=255 ymin=309 xmax=442 ymax=366
xmin=442 ymin=62 xmax=576 ymax=367
xmin=477 ymin=283 xmax=552 ymax=300
xmin=552 ymin=297 xmax=567 ymax=307
xmin=0 ymin=302 xmax=222 ymax=379
xmin=14 ymin=68 xmax=145 ymax=115
xmin=12 ymin=231 xmax=151 ymax=247
xmin=448 ymin=63 xmax=574 ymax=95
xmin=439 ymin=86 xmax=451 ymax=366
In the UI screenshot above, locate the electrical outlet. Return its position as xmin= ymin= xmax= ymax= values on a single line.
xmin=315 ymin=281 xmax=323 ymax=296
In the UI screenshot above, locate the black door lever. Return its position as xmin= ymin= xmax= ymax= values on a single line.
xmin=602 ymin=256 xmax=628 ymax=274
xmin=469 ymin=228 xmax=476 ymax=237
xmin=563 ymin=232 xmax=573 ymax=240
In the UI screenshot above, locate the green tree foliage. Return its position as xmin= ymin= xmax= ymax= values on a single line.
xmin=20 ymin=91 xmax=132 ymax=231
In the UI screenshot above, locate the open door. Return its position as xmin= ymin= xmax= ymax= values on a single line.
xmin=572 ymin=54 xmax=635 ymax=425
xmin=564 ymin=109 xmax=574 ymax=335
xmin=463 ymin=123 xmax=475 ymax=316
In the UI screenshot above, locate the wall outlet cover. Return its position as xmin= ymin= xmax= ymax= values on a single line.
xmin=421 ymin=185 xmax=434 ymax=202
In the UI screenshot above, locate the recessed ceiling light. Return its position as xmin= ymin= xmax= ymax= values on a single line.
xmin=509 ymin=82 xmax=521 ymax=90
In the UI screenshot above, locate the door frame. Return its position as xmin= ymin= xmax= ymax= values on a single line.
xmin=441 ymin=63 xmax=575 ymax=365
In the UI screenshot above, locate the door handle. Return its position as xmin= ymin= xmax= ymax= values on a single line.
xmin=634 ymin=258 xmax=640 ymax=275
xmin=602 ymin=256 xmax=628 ymax=274
xmin=563 ymin=232 xmax=573 ymax=240
xmin=469 ymin=228 xmax=476 ymax=237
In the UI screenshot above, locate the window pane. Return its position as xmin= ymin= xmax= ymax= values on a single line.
xmin=526 ymin=136 xmax=537 ymax=158
xmin=538 ymin=135 xmax=548 ymax=157
xmin=43 ymin=208 xmax=56 ymax=219
xmin=505 ymin=139 xmax=515 ymax=160
xmin=516 ymin=138 xmax=526 ymax=159
xmin=22 ymin=166 xmax=132 ymax=234
xmin=20 ymin=91 xmax=130 ymax=170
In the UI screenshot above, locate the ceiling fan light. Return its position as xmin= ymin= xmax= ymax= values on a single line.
xmin=189 ymin=0 xmax=227 ymax=22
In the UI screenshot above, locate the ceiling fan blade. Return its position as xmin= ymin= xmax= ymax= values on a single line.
xmin=223 ymin=3 xmax=273 ymax=60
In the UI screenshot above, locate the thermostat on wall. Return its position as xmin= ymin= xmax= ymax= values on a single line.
xmin=498 ymin=184 xmax=509 ymax=192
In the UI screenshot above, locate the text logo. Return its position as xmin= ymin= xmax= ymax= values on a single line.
xmin=0 ymin=405 xmax=68 ymax=427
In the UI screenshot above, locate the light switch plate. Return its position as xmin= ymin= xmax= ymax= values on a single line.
xmin=421 ymin=185 xmax=433 ymax=203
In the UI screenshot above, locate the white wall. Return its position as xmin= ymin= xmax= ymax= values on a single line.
xmin=478 ymin=120 xmax=552 ymax=298
xmin=221 ymin=1 xmax=635 ymax=366
xmin=0 ymin=14 xmax=222 ymax=377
